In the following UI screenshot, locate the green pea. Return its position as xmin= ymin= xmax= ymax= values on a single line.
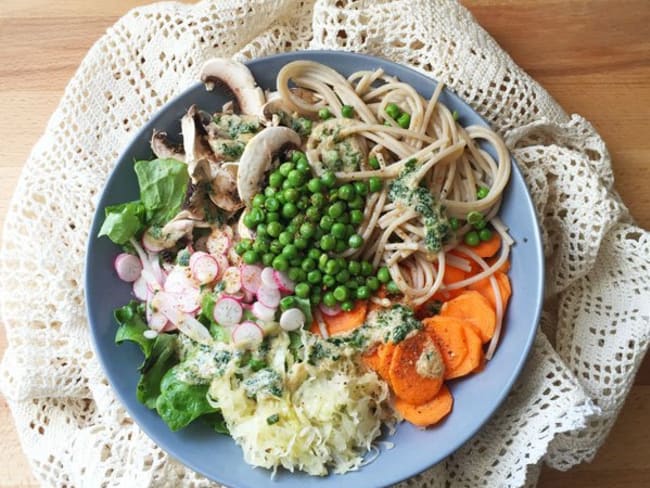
xmin=318 ymin=107 xmax=331 ymax=120
xmin=242 ymin=250 xmax=259 ymax=265
xmin=256 ymin=222 xmax=268 ymax=238
xmin=386 ymin=280 xmax=401 ymax=294
xmin=280 ymin=295 xmax=296 ymax=310
xmin=335 ymin=257 xmax=347 ymax=270
xmin=279 ymin=162 xmax=294 ymax=177
xmin=338 ymin=184 xmax=355 ymax=201
xmin=341 ymin=301 xmax=354 ymax=312
xmin=348 ymin=195 xmax=364 ymax=210
xmin=323 ymin=274 xmax=336 ymax=288
xmin=297 ymin=222 xmax=314 ymax=238
xmin=311 ymin=193 xmax=326 ymax=208
xmin=464 ymin=230 xmax=480 ymax=246
xmin=282 ymin=244 xmax=298 ymax=260
xmin=252 ymin=239 xmax=269 ymax=254
xmin=307 ymin=178 xmax=323 ymax=194
xmin=270 ymin=240 xmax=283 ymax=254
xmin=452 ymin=110 xmax=460 ymax=121
xmin=323 ymin=292 xmax=337 ymax=307
xmin=473 ymin=219 xmax=487 ymax=230
xmin=369 ymin=177 xmax=383 ymax=193
xmin=267 ymin=221 xmax=283 ymax=237
xmin=328 ymin=201 xmax=346 ymax=218
xmin=294 ymin=237 xmax=308 ymax=249
xmin=397 ymin=112 xmax=411 ymax=129
xmin=290 ymin=257 xmax=302 ymax=267
xmin=348 ymin=234 xmax=364 ymax=248
xmin=333 ymin=286 xmax=348 ymax=301
xmin=266 ymin=212 xmax=280 ymax=223
xmin=385 ymin=102 xmax=401 ymax=119
xmin=466 ymin=211 xmax=484 ymax=226
xmin=353 ymin=181 xmax=369 ymax=196
xmin=319 ymin=215 xmax=334 ymax=231
xmin=337 ymin=213 xmax=350 ymax=224
xmin=341 ymin=105 xmax=354 ymax=118
xmin=345 ymin=280 xmax=358 ymax=290
xmin=320 ymin=234 xmax=336 ymax=251
xmin=252 ymin=194 xmax=266 ymax=208
xmin=310 ymin=291 xmax=322 ymax=305
xmin=360 ymin=261 xmax=373 ymax=276
xmin=449 ymin=217 xmax=460 ymax=231
xmin=262 ymin=253 xmax=275 ymax=267
xmin=336 ymin=269 xmax=350 ymax=283
xmin=268 ymin=171 xmax=284 ymax=188
xmin=306 ymin=206 xmax=321 ymax=222
xmin=479 ymin=228 xmax=493 ymax=242
xmin=318 ymin=254 xmax=329 ymax=271
xmin=287 ymin=169 xmax=305 ymax=187
xmin=272 ymin=255 xmax=289 ymax=271
xmin=348 ymin=261 xmax=361 ymax=275
xmin=325 ymin=259 xmax=340 ymax=275
xmin=350 ymin=209 xmax=364 ymax=224
xmin=307 ymin=270 xmax=322 ymax=284
xmin=356 ymin=286 xmax=370 ymax=300
xmin=477 ymin=186 xmax=490 ymax=199
xmin=307 ymin=249 xmax=321 ymax=261
xmin=291 ymin=151 xmax=305 ymax=163
xmin=295 ymin=283 xmax=311 ymax=298
xmin=250 ymin=207 xmax=265 ymax=224
xmin=296 ymin=160 xmax=310 ymax=173
xmin=321 ymin=171 xmax=336 ymax=188
xmin=377 ymin=266 xmax=391 ymax=283
xmin=335 ymin=240 xmax=347 ymax=253
xmin=301 ymin=258 xmax=316 ymax=272
xmin=234 ymin=239 xmax=251 ymax=255
xmin=368 ymin=155 xmax=380 ymax=170
xmin=282 ymin=202 xmax=298 ymax=219
xmin=282 ymin=188 xmax=299 ymax=203
xmin=277 ymin=231 xmax=292 ymax=246
xmin=366 ymin=276 xmax=380 ymax=291
xmin=331 ymin=222 xmax=346 ymax=239
xmin=265 ymin=186 xmax=277 ymax=197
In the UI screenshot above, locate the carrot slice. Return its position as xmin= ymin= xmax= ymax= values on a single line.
xmin=442 ymin=264 xmax=467 ymax=286
xmin=394 ymin=384 xmax=453 ymax=427
xmin=440 ymin=291 xmax=496 ymax=343
xmin=361 ymin=347 xmax=381 ymax=372
xmin=423 ymin=316 xmax=468 ymax=371
xmin=323 ymin=300 xmax=368 ymax=336
xmin=472 ymin=232 xmax=502 ymax=258
xmin=487 ymin=257 xmax=510 ymax=273
xmin=309 ymin=319 xmax=321 ymax=336
xmin=389 ymin=332 xmax=445 ymax=405
xmin=377 ymin=342 xmax=396 ymax=382
xmin=468 ymin=271 xmax=511 ymax=310
xmin=448 ymin=249 xmax=481 ymax=275
xmin=445 ymin=324 xmax=483 ymax=379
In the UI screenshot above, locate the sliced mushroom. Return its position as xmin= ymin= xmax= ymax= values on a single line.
xmin=261 ymin=88 xmax=321 ymax=124
xmin=143 ymin=217 xmax=210 ymax=251
xmin=151 ymin=130 xmax=186 ymax=162
xmin=200 ymin=58 xmax=265 ymax=117
xmin=237 ymin=127 xmax=301 ymax=206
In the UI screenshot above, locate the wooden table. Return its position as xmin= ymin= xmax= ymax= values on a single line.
xmin=0 ymin=1 xmax=648 ymax=486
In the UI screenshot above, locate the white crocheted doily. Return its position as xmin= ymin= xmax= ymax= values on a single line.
xmin=1 ymin=1 xmax=648 ymax=486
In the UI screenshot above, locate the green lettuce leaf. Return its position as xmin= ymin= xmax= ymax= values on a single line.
xmin=293 ymin=296 xmax=313 ymax=328
xmin=98 ymin=201 xmax=145 ymax=244
xmin=155 ymin=366 xmax=218 ymax=431
xmin=114 ymin=301 xmax=153 ymax=358
xmin=203 ymin=411 xmax=229 ymax=435
xmin=134 ymin=158 xmax=189 ymax=225
xmin=136 ymin=333 xmax=178 ymax=409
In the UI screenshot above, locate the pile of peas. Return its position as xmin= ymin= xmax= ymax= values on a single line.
xmin=448 ymin=186 xmax=494 ymax=246
xmin=235 ymin=150 xmax=395 ymax=311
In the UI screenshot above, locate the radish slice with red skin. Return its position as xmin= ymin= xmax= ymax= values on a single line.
xmin=146 ymin=300 xmax=169 ymax=331
xmin=223 ymin=267 xmax=242 ymax=293
xmin=115 ymin=253 xmax=142 ymax=282
xmin=133 ymin=275 xmax=148 ymax=300
xmin=243 ymin=289 xmax=255 ymax=303
xmin=252 ymin=302 xmax=276 ymax=322
xmin=260 ymin=267 xmax=276 ymax=288
xmin=257 ymin=285 xmax=281 ymax=308
xmin=213 ymin=297 xmax=243 ymax=327
xmin=319 ymin=303 xmax=341 ymax=316
xmin=169 ymin=289 xmax=201 ymax=314
xmin=273 ymin=270 xmax=295 ymax=293
xmin=280 ymin=308 xmax=305 ymax=331
xmin=191 ymin=254 xmax=219 ymax=284
xmin=221 ymin=293 xmax=244 ymax=303
xmin=213 ymin=254 xmax=229 ymax=279
xmin=206 ymin=232 xmax=231 ymax=255
xmin=231 ymin=321 xmax=264 ymax=347
xmin=164 ymin=267 xmax=197 ymax=294
xmin=153 ymin=292 xmax=212 ymax=344
xmin=241 ymin=265 xmax=263 ymax=293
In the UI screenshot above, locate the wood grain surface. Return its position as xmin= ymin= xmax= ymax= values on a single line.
xmin=0 ymin=1 xmax=648 ymax=486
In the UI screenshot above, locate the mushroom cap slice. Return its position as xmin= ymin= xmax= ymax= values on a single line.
xmin=200 ymin=58 xmax=265 ymax=117
xmin=151 ymin=130 xmax=186 ymax=162
xmin=237 ymin=127 xmax=302 ymax=206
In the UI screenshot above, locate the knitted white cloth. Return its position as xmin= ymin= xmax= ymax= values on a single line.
xmin=1 ymin=1 xmax=648 ymax=486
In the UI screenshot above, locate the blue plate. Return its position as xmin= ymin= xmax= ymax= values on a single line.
xmin=85 ymin=51 xmax=544 ymax=488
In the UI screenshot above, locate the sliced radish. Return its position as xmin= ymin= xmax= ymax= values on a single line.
xmin=132 ymin=275 xmax=148 ymax=300
xmin=273 ymin=270 xmax=295 ymax=293
xmin=153 ymin=293 xmax=212 ymax=344
xmin=223 ymin=266 xmax=242 ymax=294
xmin=241 ymin=264 xmax=263 ymax=294
xmin=231 ymin=321 xmax=264 ymax=347
xmin=261 ymin=267 xmax=276 ymax=288
xmin=142 ymin=230 xmax=166 ymax=253
xmin=114 ymin=253 xmax=142 ymax=282
xmin=280 ymin=308 xmax=306 ymax=331
xmin=169 ymin=288 xmax=201 ymax=314
xmin=221 ymin=293 xmax=244 ymax=303
xmin=319 ymin=303 xmax=342 ymax=316
xmin=252 ymin=302 xmax=276 ymax=322
xmin=191 ymin=253 xmax=219 ymax=284
xmin=146 ymin=299 xmax=169 ymax=331
xmin=164 ymin=267 xmax=196 ymax=293
xmin=214 ymin=254 xmax=229 ymax=279
xmin=213 ymin=297 xmax=243 ymax=327
xmin=257 ymin=285 xmax=281 ymax=308
xmin=206 ymin=231 xmax=231 ymax=255
xmin=243 ymin=289 xmax=255 ymax=304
